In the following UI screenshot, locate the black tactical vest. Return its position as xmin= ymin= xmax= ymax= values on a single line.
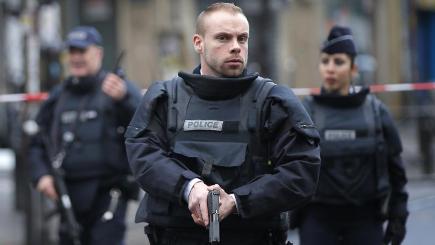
xmin=306 ymin=94 xmax=389 ymax=205
xmin=165 ymin=77 xmax=275 ymax=191
xmin=52 ymin=83 xmax=126 ymax=179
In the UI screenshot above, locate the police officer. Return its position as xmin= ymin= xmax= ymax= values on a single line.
xmin=29 ymin=26 xmax=141 ymax=245
xmin=125 ymin=3 xmax=321 ymax=245
xmin=295 ymin=26 xmax=409 ymax=245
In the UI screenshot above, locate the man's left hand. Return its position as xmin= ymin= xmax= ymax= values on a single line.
xmin=208 ymin=186 xmax=236 ymax=221
xmin=384 ymin=218 xmax=406 ymax=245
xmin=102 ymin=73 xmax=127 ymax=101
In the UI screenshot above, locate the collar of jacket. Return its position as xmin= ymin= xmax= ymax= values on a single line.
xmin=65 ymin=70 xmax=106 ymax=94
xmin=313 ymin=86 xmax=370 ymax=108
xmin=178 ymin=66 xmax=259 ymax=100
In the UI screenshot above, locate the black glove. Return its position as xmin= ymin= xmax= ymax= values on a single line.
xmin=383 ymin=218 xmax=406 ymax=245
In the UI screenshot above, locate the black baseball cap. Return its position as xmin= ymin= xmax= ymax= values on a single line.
xmin=65 ymin=26 xmax=102 ymax=49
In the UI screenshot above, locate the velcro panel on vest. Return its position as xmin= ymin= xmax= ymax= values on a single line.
xmin=321 ymin=138 xmax=377 ymax=158
xmin=124 ymin=81 xmax=167 ymax=138
xmin=173 ymin=141 xmax=247 ymax=168
xmin=222 ymin=121 xmax=239 ymax=132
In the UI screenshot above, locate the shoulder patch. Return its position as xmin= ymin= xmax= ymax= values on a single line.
xmin=124 ymin=80 xmax=168 ymax=138
xmin=269 ymin=85 xmax=320 ymax=141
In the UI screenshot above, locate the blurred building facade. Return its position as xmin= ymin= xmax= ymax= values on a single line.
xmin=0 ymin=0 xmax=428 ymax=155
xmin=2 ymin=1 xmax=434 ymax=142
xmin=0 ymin=0 xmax=419 ymax=90
xmin=55 ymin=0 xmax=415 ymax=96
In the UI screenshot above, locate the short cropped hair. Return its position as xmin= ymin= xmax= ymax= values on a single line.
xmin=196 ymin=2 xmax=245 ymax=35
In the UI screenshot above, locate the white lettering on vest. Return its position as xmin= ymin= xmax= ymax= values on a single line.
xmin=183 ymin=120 xmax=224 ymax=131
xmin=61 ymin=110 xmax=99 ymax=124
xmin=324 ymin=129 xmax=356 ymax=141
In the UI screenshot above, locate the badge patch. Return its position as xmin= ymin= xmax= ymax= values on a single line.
xmin=324 ymin=130 xmax=356 ymax=141
xmin=183 ymin=120 xmax=223 ymax=131
xmin=61 ymin=110 xmax=98 ymax=124
xmin=68 ymin=31 xmax=87 ymax=41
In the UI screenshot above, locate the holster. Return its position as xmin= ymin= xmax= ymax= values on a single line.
xmin=288 ymin=209 xmax=303 ymax=229
xmin=102 ymin=175 xmax=140 ymax=201
xmin=118 ymin=176 xmax=140 ymax=201
xmin=144 ymin=225 xmax=158 ymax=245
xmin=268 ymin=229 xmax=290 ymax=245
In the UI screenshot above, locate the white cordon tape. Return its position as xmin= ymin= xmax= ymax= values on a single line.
xmin=2 ymin=81 xmax=435 ymax=103
xmin=292 ymin=81 xmax=435 ymax=96
xmin=0 ymin=92 xmax=49 ymax=103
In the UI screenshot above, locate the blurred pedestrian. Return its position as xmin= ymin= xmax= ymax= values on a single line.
xmin=125 ymin=2 xmax=320 ymax=245
xmin=29 ymin=26 xmax=142 ymax=245
xmin=294 ymin=25 xmax=409 ymax=245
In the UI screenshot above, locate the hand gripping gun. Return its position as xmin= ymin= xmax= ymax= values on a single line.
xmin=207 ymin=189 xmax=220 ymax=244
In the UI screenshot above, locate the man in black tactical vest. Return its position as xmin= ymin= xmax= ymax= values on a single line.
xmin=29 ymin=26 xmax=142 ymax=245
xmin=294 ymin=26 xmax=409 ymax=245
xmin=125 ymin=3 xmax=321 ymax=245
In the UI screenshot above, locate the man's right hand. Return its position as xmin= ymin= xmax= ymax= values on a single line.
xmin=36 ymin=175 xmax=58 ymax=201
xmin=188 ymin=181 xmax=220 ymax=227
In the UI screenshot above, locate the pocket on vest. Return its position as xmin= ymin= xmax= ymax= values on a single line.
xmin=173 ymin=141 xmax=247 ymax=167
xmin=173 ymin=141 xmax=248 ymax=188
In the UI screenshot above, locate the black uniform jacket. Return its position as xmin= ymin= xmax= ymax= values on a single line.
xmin=125 ymin=68 xmax=321 ymax=229
xmin=29 ymin=70 xmax=141 ymax=212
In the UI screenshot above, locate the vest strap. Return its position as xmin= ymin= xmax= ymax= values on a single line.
xmin=167 ymin=77 xmax=186 ymax=132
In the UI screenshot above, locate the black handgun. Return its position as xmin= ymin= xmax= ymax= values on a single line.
xmin=207 ymin=189 xmax=220 ymax=244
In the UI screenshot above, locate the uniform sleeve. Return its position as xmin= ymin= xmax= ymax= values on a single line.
xmin=380 ymin=103 xmax=409 ymax=219
xmin=28 ymin=86 xmax=62 ymax=184
xmin=29 ymin=132 xmax=51 ymax=184
xmin=124 ymin=82 xmax=201 ymax=204
xmin=232 ymin=85 xmax=321 ymax=218
xmin=114 ymin=79 xmax=142 ymax=126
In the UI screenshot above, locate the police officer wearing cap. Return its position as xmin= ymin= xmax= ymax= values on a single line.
xmin=293 ymin=26 xmax=409 ymax=245
xmin=125 ymin=3 xmax=320 ymax=245
xmin=29 ymin=26 xmax=141 ymax=245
